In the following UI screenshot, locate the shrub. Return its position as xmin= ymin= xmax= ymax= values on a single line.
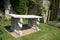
xmin=10 ymin=0 xmax=29 ymax=14
xmin=0 ymin=11 xmax=5 ymax=21
xmin=48 ymin=21 xmax=60 ymax=27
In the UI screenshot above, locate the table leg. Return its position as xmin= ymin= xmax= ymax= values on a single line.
xmin=28 ymin=18 xmax=40 ymax=31
xmin=11 ymin=18 xmax=23 ymax=36
xmin=28 ymin=19 xmax=33 ymax=27
xmin=34 ymin=18 xmax=40 ymax=31
xmin=15 ymin=18 xmax=23 ymax=36
xmin=10 ymin=18 xmax=16 ymax=31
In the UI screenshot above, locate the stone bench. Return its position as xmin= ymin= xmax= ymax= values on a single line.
xmin=7 ymin=14 xmax=42 ymax=36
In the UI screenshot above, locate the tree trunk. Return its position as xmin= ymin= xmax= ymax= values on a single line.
xmin=43 ymin=0 xmax=50 ymax=23
xmin=4 ymin=0 xmax=11 ymax=20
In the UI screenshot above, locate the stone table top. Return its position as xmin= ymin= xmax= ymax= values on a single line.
xmin=6 ymin=14 xmax=42 ymax=18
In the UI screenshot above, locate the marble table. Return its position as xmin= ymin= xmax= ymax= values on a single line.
xmin=7 ymin=14 xmax=42 ymax=36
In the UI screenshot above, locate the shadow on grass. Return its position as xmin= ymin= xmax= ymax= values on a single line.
xmin=21 ymin=24 xmax=31 ymax=30
xmin=4 ymin=26 xmax=14 ymax=32
xmin=4 ymin=24 xmax=31 ymax=32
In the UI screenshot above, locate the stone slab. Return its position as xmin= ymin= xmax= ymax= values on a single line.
xmin=5 ymin=28 xmax=40 ymax=38
xmin=6 ymin=14 xmax=42 ymax=18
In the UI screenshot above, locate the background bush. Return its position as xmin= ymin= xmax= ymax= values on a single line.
xmin=0 ymin=11 xmax=5 ymax=21
xmin=10 ymin=0 xmax=29 ymax=14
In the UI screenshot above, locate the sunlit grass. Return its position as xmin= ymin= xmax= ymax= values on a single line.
xmin=0 ymin=21 xmax=60 ymax=40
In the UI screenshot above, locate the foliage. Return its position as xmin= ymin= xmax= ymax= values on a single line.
xmin=38 ymin=5 xmax=46 ymax=16
xmin=0 ymin=11 xmax=5 ymax=20
xmin=0 ymin=0 xmax=3 ymax=7
xmin=0 ymin=0 xmax=4 ymax=21
xmin=28 ymin=0 xmax=46 ymax=16
xmin=10 ymin=0 xmax=46 ymax=15
xmin=48 ymin=21 xmax=60 ymax=27
xmin=0 ymin=0 xmax=4 ymax=11
xmin=10 ymin=0 xmax=29 ymax=14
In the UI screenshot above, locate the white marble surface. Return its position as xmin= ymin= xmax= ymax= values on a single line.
xmin=6 ymin=14 xmax=42 ymax=18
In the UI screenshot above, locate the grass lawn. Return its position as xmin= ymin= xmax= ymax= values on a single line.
xmin=0 ymin=21 xmax=60 ymax=40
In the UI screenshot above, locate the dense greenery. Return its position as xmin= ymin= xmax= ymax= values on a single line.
xmin=0 ymin=0 xmax=4 ymax=20
xmin=10 ymin=0 xmax=29 ymax=14
xmin=10 ymin=0 xmax=44 ymax=15
xmin=38 ymin=5 xmax=46 ymax=16
xmin=0 ymin=0 xmax=4 ymax=11
xmin=0 ymin=0 xmax=46 ymax=16
xmin=48 ymin=21 xmax=60 ymax=27
xmin=0 ymin=11 xmax=5 ymax=21
xmin=0 ymin=0 xmax=60 ymax=21
xmin=50 ymin=0 xmax=60 ymax=21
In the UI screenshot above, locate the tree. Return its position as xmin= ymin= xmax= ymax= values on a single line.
xmin=37 ymin=0 xmax=50 ymax=23
xmin=49 ymin=0 xmax=60 ymax=21
xmin=43 ymin=0 xmax=50 ymax=23
xmin=4 ymin=0 xmax=11 ymax=20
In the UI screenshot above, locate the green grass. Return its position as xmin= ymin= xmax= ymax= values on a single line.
xmin=0 ymin=21 xmax=60 ymax=40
